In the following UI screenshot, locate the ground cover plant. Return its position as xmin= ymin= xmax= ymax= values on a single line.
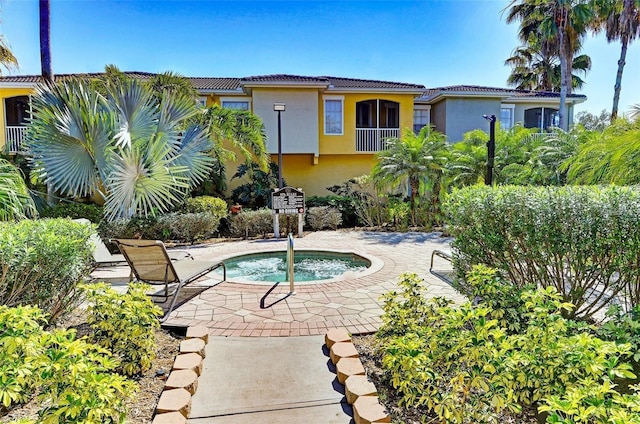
xmin=445 ymin=185 xmax=640 ymax=320
xmin=369 ymin=271 xmax=640 ymax=424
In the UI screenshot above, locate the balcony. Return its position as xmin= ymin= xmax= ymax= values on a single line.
xmin=355 ymin=128 xmax=399 ymax=152
xmin=5 ymin=126 xmax=28 ymax=154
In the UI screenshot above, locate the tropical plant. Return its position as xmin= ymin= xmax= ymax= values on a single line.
xmin=0 ymin=158 xmax=37 ymax=221
xmin=372 ymin=126 xmax=448 ymax=225
xmin=0 ymin=3 xmax=18 ymax=74
xmin=631 ymin=103 xmax=640 ymax=121
xmin=563 ymin=117 xmax=640 ymax=184
xmin=592 ymin=0 xmax=640 ymax=120
xmin=231 ymin=162 xmax=280 ymax=209
xmin=506 ymin=0 xmax=594 ymax=130
xmin=26 ymin=77 xmax=215 ymax=221
xmin=505 ymin=42 xmax=591 ymax=91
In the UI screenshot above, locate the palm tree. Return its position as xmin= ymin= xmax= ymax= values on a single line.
xmin=506 ymin=0 xmax=594 ymax=130
xmin=506 ymin=43 xmax=591 ymax=91
xmin=372 ymin=127 xmax=448 ymax=224
xmin=630 ymin=103 xmax=640 ymax=121
xmin=39 ymin=0 xmax=52 ymax=82
xmin=593 ymin=0 xmax=640 ymax=120
xmin=0 ymin=158 xmax=37 ymax=221
xmin=26 ymin=78 xmax=215 ymax=221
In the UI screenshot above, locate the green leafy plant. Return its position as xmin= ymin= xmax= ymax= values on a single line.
xmin=82 ymin=282 xmax=162 ymax=376
xmin=0 ymin=219 xmax=93 ymax=322
xmin=306 ymin=206 xmax=342 ymax=231
xmin=183 ymin=195 xmax=228 ymax=218
xmin=306 ymin=195 xmax=358 ymax=227
xmin=228 ymin=208 xmax=274 ymax=239
xmin=0 ymin=158 xmax=37 ymax=221
xmin=445 ymin=185 xmax=640 ymax=320
xmin=40 ymin=201 xmax=104 ymax=223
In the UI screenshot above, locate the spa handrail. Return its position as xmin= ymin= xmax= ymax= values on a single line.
xmin=287 ymin=233 xmax=295 ymax=294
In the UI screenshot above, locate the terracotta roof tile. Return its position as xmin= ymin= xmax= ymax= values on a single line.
xmin=418 ymin=85 xmax=586 ymax=100
xmin=241 ymin=74 xmax=330 ymax=83
xmin=322 ymin=76 xmax=425 ymax=90
xmin=189 ymin=77 xmax=241 ymax=91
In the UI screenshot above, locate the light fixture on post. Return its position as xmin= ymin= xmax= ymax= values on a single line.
xmin=483 ymin=114 xmax=496 ymax=186
xmin=274 ymin=103 xmax=286 ymax=189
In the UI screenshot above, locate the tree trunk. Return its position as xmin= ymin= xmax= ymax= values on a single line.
xmin=558 ymin=27 xmax=569 ymax=131
xmin=611 ymin=37 xmax=628 ymax=121
xmin=39 ymin=0 xmax=52 ymax=83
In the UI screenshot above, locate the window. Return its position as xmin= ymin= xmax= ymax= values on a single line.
xmin=413 ymin=107 xmax=430 ymax=133
xmin=500 ymin=104 xmax=515 ymax=130
xmin=324 ymin=98 xmax=343 ymax=135
xmin=221 ymin=101 xmax=249 ymax=110
xmin=197 ymin=97 xmax=208 ymax=108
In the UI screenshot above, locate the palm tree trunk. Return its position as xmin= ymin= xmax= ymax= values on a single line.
xmin=558 ymin=28 xmax=570 ymax=131
xmin=39 ymin=0 xmax=52 ymax=83
xmin=611 ymin=37 xmax=628 ymax=121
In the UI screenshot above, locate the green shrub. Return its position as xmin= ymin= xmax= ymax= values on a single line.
xmin=0 ymin=305 xmax=136 ymax=422
xmin=83 ymin=282 xmax=162 ymax=376
xmin=98 ymin=212 xmax=222 ymax=243
xmin=377 ymin=271 xmax=638 ymax=423
xmin=0 ymin=219 xmax=93 ymax=322
xmin=40 ymin=201 xmax=104 ymax=223
xmin=183 ymin=195 xmax=228 ymax=219
xmin=229 ymin=208 xmax=274 ymax=238
xmin=306 ymin=206 xmax=342 ymax=231
xmin=385 ymin=199 xmax=410 ymax=231
xmin=306 ymin=195 xmax=358 ymax=227
xmin=0 ymin=305 xmax=48 ymax=409
xmin=445 ymin=185 xmax=640 ymax=320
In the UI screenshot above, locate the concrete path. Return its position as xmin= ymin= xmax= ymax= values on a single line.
xmin=187 ymin=336 xmax=351 ymax=424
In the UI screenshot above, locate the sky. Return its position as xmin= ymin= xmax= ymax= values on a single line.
xmin=1 ymin=0 xmax=638 ymax=116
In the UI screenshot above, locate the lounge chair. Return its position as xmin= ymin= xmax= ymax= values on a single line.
xmin=113 ymin=239 xmax=226 ymax=322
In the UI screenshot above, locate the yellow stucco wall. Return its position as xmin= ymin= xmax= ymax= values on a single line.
xmin=0 ymin=87 xmax=34 ymax=151
xmin=318 ymin=92 xmax=415 ymax=155
xmin=271 ymin=153 xmax=375 ymax=196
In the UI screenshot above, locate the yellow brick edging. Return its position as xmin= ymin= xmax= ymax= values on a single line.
xmin=152 ymin=325 xmax=209 ymax=423
xmin=325 ymin=328 xmax=391 ymax=424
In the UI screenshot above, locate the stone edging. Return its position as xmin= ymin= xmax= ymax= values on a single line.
xmin=325 ymin=328 xmax=391 ymax=424
xmin=151 ymin=326 xmax=209 ymax=424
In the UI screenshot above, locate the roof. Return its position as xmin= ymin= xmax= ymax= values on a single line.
xmin=188 ymin=77 xmax=241 ymax=91
xmin=417 ymin=84 xmax=587 ymax=103
xmin=0 ymin=72 xmax=156 ymax=84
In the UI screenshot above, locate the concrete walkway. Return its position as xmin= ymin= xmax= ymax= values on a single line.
xmin=188 ymin=336 xmax=350 ymax=424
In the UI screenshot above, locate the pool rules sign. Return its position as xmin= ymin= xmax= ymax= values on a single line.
xmin=272 ymin=187 xmax=305 ymax=238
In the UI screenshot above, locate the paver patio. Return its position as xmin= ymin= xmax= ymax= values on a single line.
xmin=91 ymin=231 xmax=463 ymax=336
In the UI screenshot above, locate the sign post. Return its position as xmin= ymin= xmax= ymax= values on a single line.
xmin=272 ymin=187 xmax=305 ymax=238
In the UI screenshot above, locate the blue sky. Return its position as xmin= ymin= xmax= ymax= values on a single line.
xmin=1 ymin=0 xmax=638 ymax=115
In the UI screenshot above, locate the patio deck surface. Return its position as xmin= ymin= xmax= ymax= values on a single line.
xmin=91 ymin=230 xmax=463 ymax=337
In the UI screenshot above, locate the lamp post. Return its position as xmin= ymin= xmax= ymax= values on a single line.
xmin=483 ymin=114 xmax=496 ymax=186
xmin=274 ymin=103 xmax=286 ymax=188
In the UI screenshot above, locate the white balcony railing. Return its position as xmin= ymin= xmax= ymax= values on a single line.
xmin=356 ymin=128 xmax=399 ymax=152
xmin=5 ymin=126 xmax=28 ymax=154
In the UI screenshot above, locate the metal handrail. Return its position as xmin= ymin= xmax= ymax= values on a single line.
xmin=287 ymin=233 xmax=295 ymax=294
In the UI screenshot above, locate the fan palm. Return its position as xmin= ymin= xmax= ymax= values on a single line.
xmin=0 ymin=159 xmax=37 ymax=221
xmin=372 ymin=127 xmax=448 ymax=224
xmin=26 ymin=78 xmax=215 ymax=221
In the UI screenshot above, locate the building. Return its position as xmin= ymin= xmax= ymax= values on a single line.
xmin=0 ymin=73 xmax=586 ymax=196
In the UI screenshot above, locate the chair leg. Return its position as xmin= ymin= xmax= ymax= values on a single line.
xmin=160 ymin=282 xmax=184 ymax=323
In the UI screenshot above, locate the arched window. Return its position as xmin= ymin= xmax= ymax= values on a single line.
xmin=524 ymin=107 xmax=559 ymax=131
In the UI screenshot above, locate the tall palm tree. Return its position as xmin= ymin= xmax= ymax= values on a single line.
xmin=0 ymin=159 xmax=37 ymax=221
xmin=26 ymin=78 xmax=215 ymax=221
xmin=39 ymin=0 xmax=52 ymax=82
xmin=372 ymin=127 xmax=448 ymax=224
xmin=506 ymin=0 xmax=594 ymax=130
xmin=593 ymin=0 xmax=640 ymax=120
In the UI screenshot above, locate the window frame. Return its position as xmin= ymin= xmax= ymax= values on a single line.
xmin=500 ymin=104 xmax=515 ymax=130
xmin=220 ymin=97 xmax=251 ymax=111
xmin=323 ymin=96 xmax=344 ymax=136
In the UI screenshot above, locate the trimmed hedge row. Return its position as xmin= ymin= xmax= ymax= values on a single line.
xmin=445 ymin=185 xmax=640 ymax=320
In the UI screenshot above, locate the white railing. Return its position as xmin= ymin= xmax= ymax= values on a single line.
xmin=356 ymin=128 xmax=399 ymax=152
xmin=5 ymin=126 xmax=28 ymax=154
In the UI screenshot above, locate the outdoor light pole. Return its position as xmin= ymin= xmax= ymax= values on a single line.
xmin=274 ymin=103 xmax=286 ymax=189
xmin=483 ymin=114 xmax=496 ymax=186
